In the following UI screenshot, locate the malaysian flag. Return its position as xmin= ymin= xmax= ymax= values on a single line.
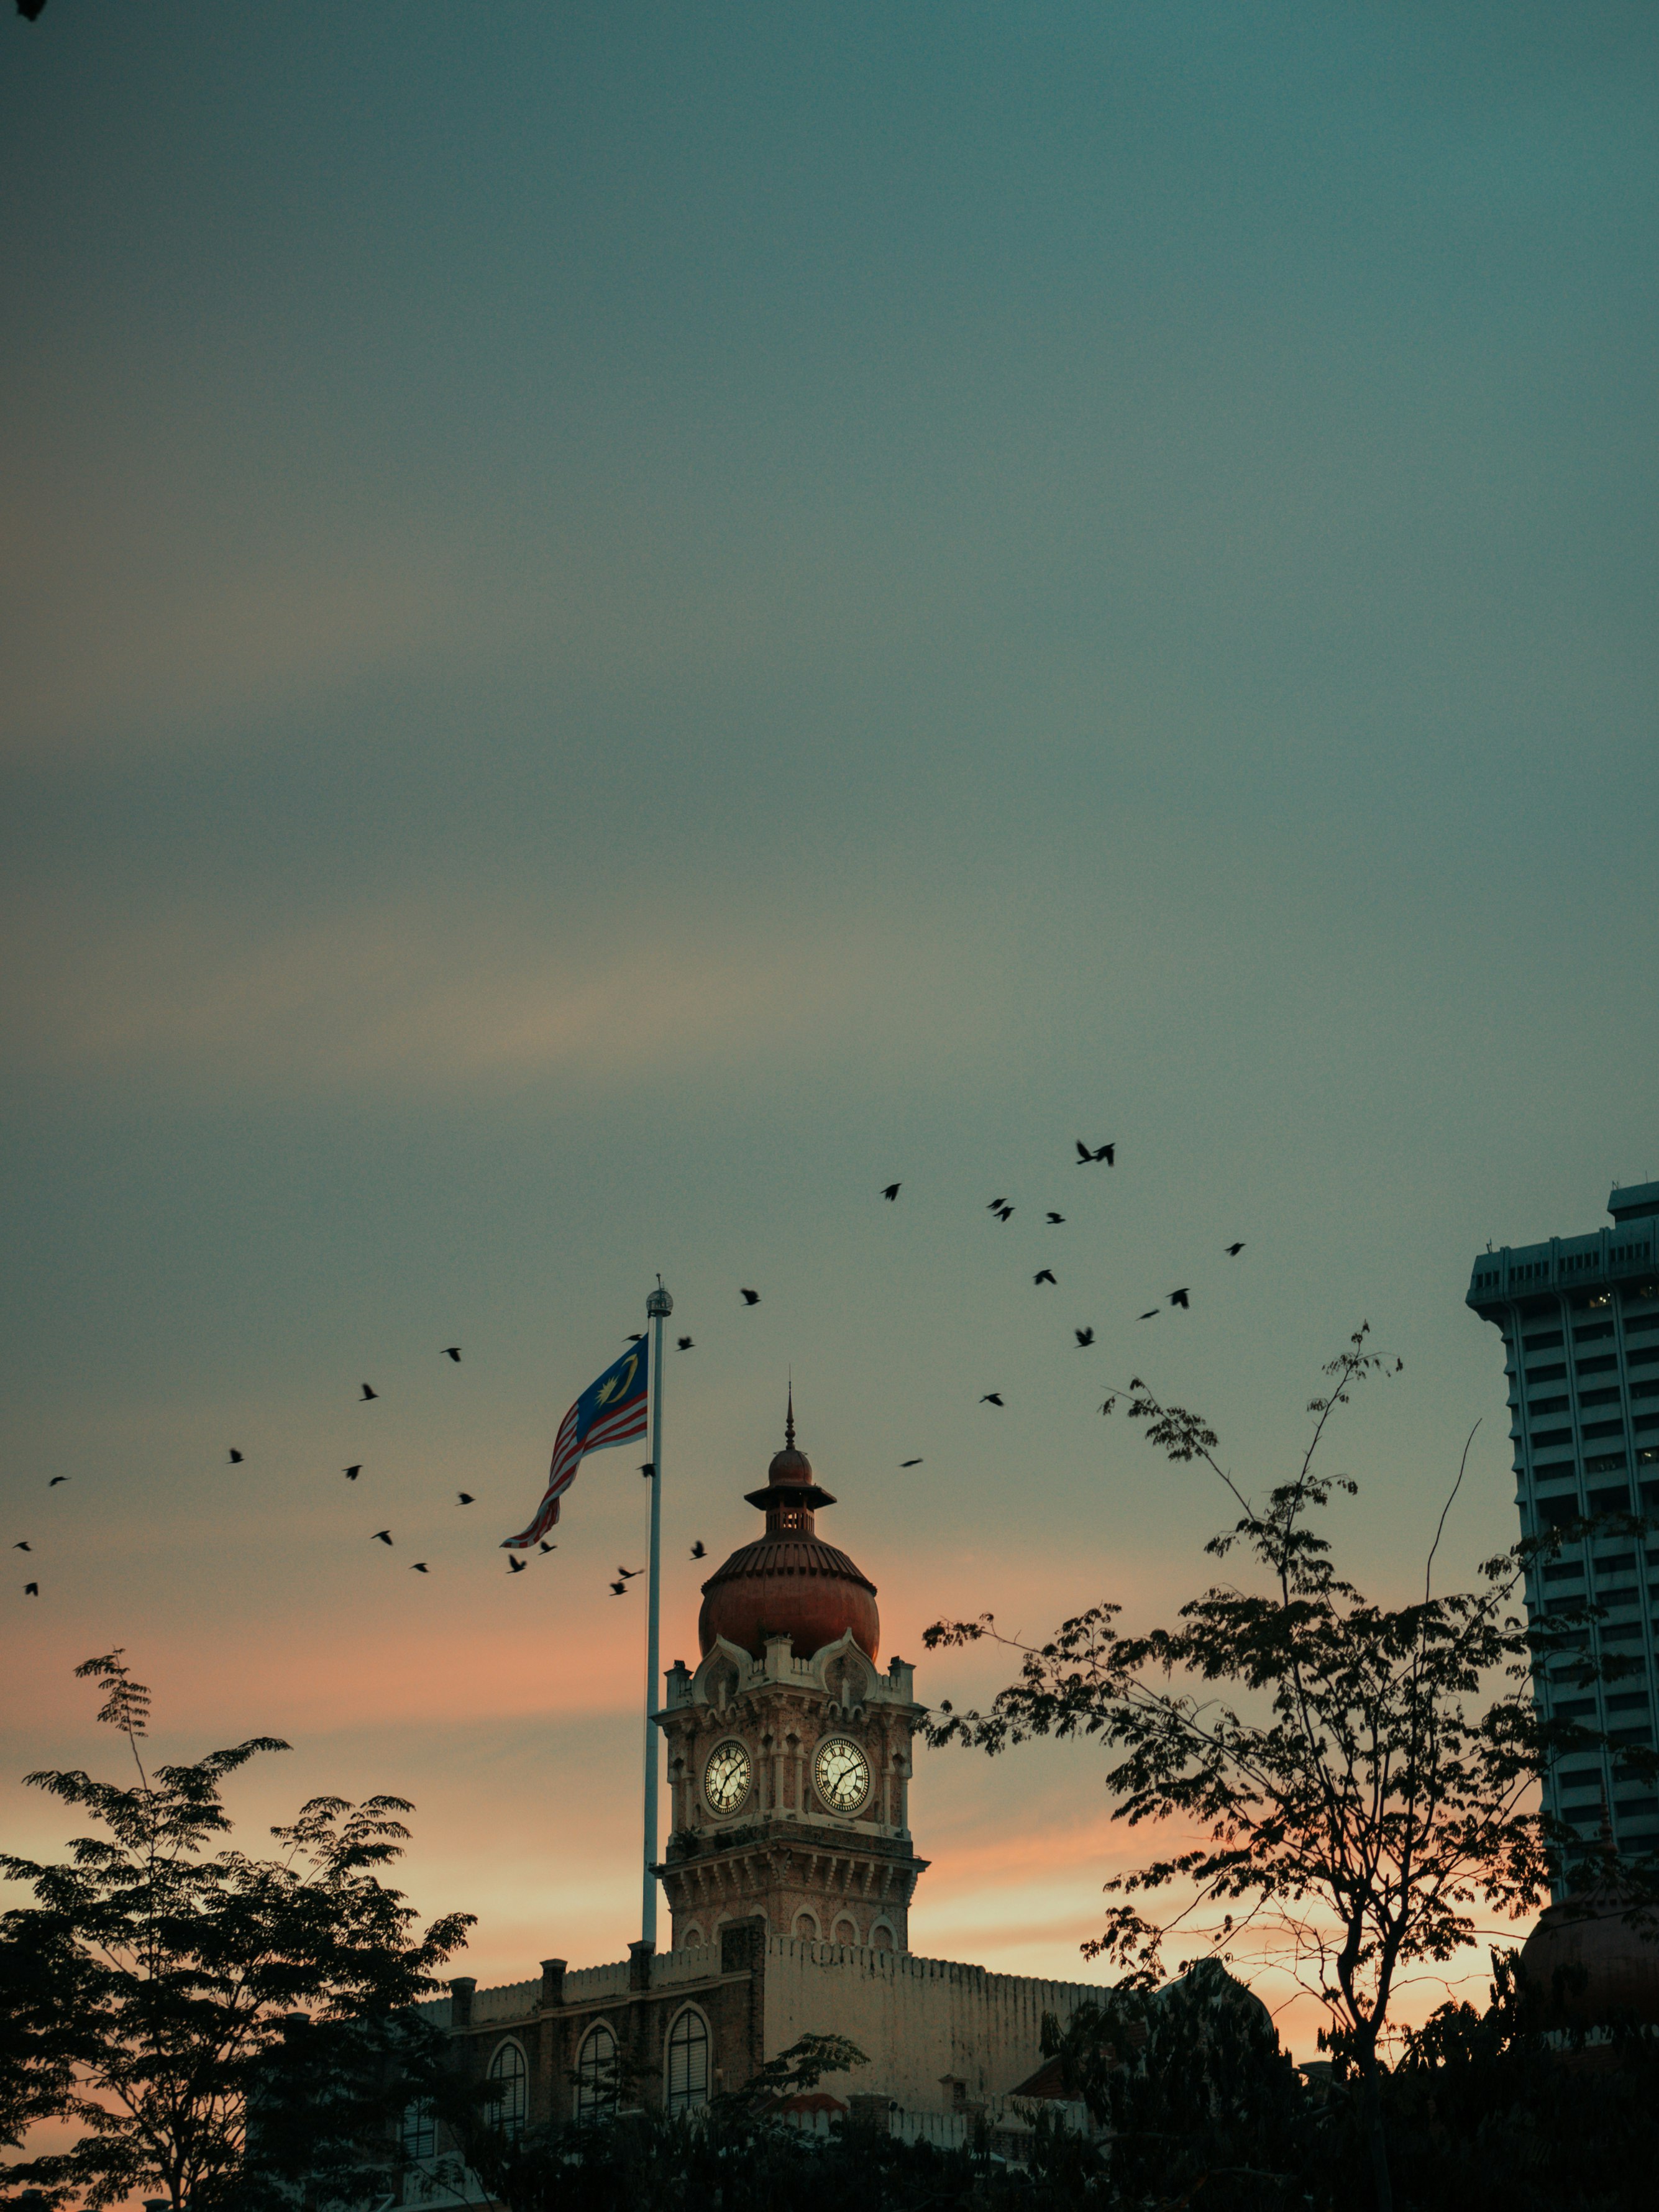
xmin=502 ymin=1339 xmax=650 ymax=1549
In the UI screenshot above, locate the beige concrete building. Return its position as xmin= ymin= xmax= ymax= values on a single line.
xmin=408 ymin=1409 xmax=1156 ymax=2175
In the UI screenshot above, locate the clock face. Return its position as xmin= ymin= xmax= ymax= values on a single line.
xmin=703 ymin=1739 xmax=751 ymax=1816
xmin=813 ymin=1736 xmax=871 ymax=1816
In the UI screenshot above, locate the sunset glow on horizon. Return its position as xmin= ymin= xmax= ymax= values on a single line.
xmin=5 ymin=0 xmax=1657 ymax=2080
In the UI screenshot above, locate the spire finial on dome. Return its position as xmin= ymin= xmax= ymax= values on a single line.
xmin=785 ymin=1375 xmax=796 ymax=1451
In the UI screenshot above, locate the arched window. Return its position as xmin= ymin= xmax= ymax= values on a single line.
xmin=400 ymin=2099 xmax=436 ymax=2160
xmin=575 ymin=2021 xmax=619 ymax=2123
xmin=665 ymin=2007 xmax=710 ymax=2114
xmin=833 ymin=1917 xmax=858 ymax=1947
xmin=680 ymin=1923 xmax=704 ymax=1950
xmin=488 ymin=2041 xmax=526 ymax=2141
xmin=793 ymin=1911 xmax=819 ymax=1940
xmin=871 ymin=1922 xmax=895 ymax=1952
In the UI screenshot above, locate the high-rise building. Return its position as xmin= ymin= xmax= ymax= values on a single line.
xmin=1466 ymin=1181 xmax=1659 ymax=1863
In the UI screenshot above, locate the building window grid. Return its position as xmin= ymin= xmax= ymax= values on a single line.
xmin=400 ymin=2100 xmax=436 ymax=2161
xmin=488 ymin=2041 xmax=527 ymax=2142
xmin=575 ymin=2021 xmax=619 ymax=2123
xmin=665 ymin=2007 xmax=710 ymax=2114
xmin=1499 ymin=1260 xmax=1659 ymax=1857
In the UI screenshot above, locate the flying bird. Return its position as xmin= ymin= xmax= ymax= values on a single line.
xmin=987 ymin=1197 xmax=1007 ymax=1211
xmin=13 ymin=1542 xmax=30 ymax=1552
xmin=1033 ymin=1269 xmax=1056 ymax=1286
xmin=1169 ymin=1289 xmax=1191 ymax=1310
xmin=881 ymin=1183 xmax=901 ymax=1201
xmin=1224 ymin=1243 xmax=1245 ymax=1256
xmin=372 ymin=1530 xmax=393 ymax=1545
xmin=539 ymin=1541 xmax=557 ymax=1555
xmin=677 ymin=1336 xmax=694 ymax=1350
xmin=344 ymin=1465 xmax=361 ymax=1481
xmin=626 ymin=1333 xmax=645 ymax=1344
xmin=1074 ymin=1327 xmax=1096 ymax=1348
xmin=1075 ymin=1141 xmax=1115 ymax=1164
xmin=1046 ymin=1212 xmax=1065 ymax=1225
xmin=979 ymin=1392 xmax=1005 ymax=1407
xmin=24 ymin=1582 xmax=38 ymax=1596
xmin=639 ymin=1461 xmax=656 ymax=1479
xmin=457 ymin=1492 xmax=475 ymax=1505
xmin=690 ymin=1540 xmax=706 ymax=1560
xmin=1139 ymin=1309 xmax=1159 ymax=1320
xmin=48 ymin=1476 xmax=68 ymax=1486
xmin=992 ymin=1204 xmax=1014 ymax=1223
xmin=616 ymin=1565 xmax=642 ymax=1580
xmin=411 ymin=1563 xmax=429 ymax=1574
xmin=740 ymin=1287 xmax=761 ymax=1306
xmin=442 ymin=1346 xmax=462 ymax=1361
xmin=360 ymin=1384 xmax=378 ymax=1401
xmin=227 ymin=1450 xmax=244 ymax=1465
xmin=900 ymin=1458 xmax=923 ymax=1468
xmin=508 ymin=1557 xmax=526 ymax=1574
xmin=610 ymin=1579 xmax=626 ymax=1596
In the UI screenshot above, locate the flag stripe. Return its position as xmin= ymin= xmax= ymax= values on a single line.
xmin=502 ymin=1341 xmax=650 ymax=1549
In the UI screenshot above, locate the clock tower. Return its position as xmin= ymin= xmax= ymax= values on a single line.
xmin=654 ymin=1401 xmax=929 ymax=1952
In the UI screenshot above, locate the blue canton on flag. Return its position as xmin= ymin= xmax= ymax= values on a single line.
xmin=503 ymin=1338 xmax=650 ymax=1549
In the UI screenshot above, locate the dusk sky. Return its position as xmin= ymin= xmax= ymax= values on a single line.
xmin=4 ymin=2 xmax=1657 ymax=2054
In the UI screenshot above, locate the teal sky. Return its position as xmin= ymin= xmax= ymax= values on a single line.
xmin=3 ymin=2 xmax=1657 ymax=2049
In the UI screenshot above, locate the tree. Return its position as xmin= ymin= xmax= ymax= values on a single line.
xmin=923 ymin=1328 xmax=1647 ymax=2212
xmin=1033 ymin=1957 xmax=1307 ymax=2210
xmin=1382 ymin=1945 xmax=1659 ymax=2212
xmin=0 ymin=1650 xmax=474 ymax=2211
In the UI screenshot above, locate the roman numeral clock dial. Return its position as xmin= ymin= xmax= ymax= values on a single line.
xmin=703 ymin=1739 xmax=751 ymax=1816
xmin=814 ymin=1736 xmax=871 ymax=1815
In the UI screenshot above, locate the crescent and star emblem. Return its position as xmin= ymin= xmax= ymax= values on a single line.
xmin=595 ymin=1355 xmax=637 ymax=1408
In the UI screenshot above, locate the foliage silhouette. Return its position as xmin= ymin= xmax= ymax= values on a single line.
xmin=0 ymin=1650 xmax=472 ymax=2211
xmin=921 ymin=1328 xmax=1653 ymax=2210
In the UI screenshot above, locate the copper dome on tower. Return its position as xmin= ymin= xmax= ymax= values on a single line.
xmin=697 ymin=1395 xmax=880 ymax=1663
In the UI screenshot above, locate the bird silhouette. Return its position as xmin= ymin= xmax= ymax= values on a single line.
xmin=360 ymin=1384 xmax=378 ymax=1401
xmin=539 ymin=1541 xmax=557 ymax=1554
xmin=227 ymin=1450 xmax=244 ymax=1465
xmin=442 ymin=1346 xmax=462 ymax=1361
xmin=508 ymin=1557 xmax=526 ymax=1574
xmin=457 ymin=1492 xmax=475 ymax=1505
xmin=980 ymin=1392 xmax=1005 ymax=1407
xmin=1224 ymin=1243 xmax=1245 ymax=1256
xmin=881 ymin=1182 xmax=901 ymax=1200
xmin=344 ymin=1465 xmax=362 ymax=1481
xmin=626 ymin=1333 xmax=645 ymax=1344
xmin=1139 ymin=1309 xmax=1159 ymax=1320
xmin=987 ymin=1197 xmax=1007 ymax=1210
xmin=1074 ymin=1327 xmax=1096 ymax=1348
xmin=610 ymin=1579 xmax=626 ymax=1596
xmin=740 ymin=1287 xmax=761 ymax=1305
xmin=900 ymin=1458 xmax=923 ymax=1468
xmin=639 ymin=1461 xmax=656 ymax=1479
xmin=677 ymin=1336 xmax=694 ymax=1350
xmin=1046 ymin=1212 xmax=1065 ymax=1225
xmin=24 ymin=1582 xmax=38 ymax=1596
xmin=411 ymin=1562 xmax=429 ymax=1574
xmin=690 ymin=1540 xmax=706 ymax=1560
xmin=48 ymin=1476 xmax=68 ymax=1486
xmin=13 ymin=1542 xmax=30 ymax=1552
xmin=1169 ymin=1289 xmax=1191 ymax=1309
xmin=1034 ymin=1269 xmax=1056 ymax=1286
xmin=1075 ymin=1140 xmax=1115 ymax=1164
xmin=372 ymin=1530 xmax=393 ymax=1545
xmin=617 ymin=1565 xmax=642 ymax=1579
xmin=992 ymin=1205 xmax=1014 ymax=1223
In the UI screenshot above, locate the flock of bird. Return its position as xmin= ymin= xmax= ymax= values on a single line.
xmin=16 ymin=1135 xmax=1245 ymax=1601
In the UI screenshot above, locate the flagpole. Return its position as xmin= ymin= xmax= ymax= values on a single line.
xmin=641 ymin=1281 xmax=672 ymax=1950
